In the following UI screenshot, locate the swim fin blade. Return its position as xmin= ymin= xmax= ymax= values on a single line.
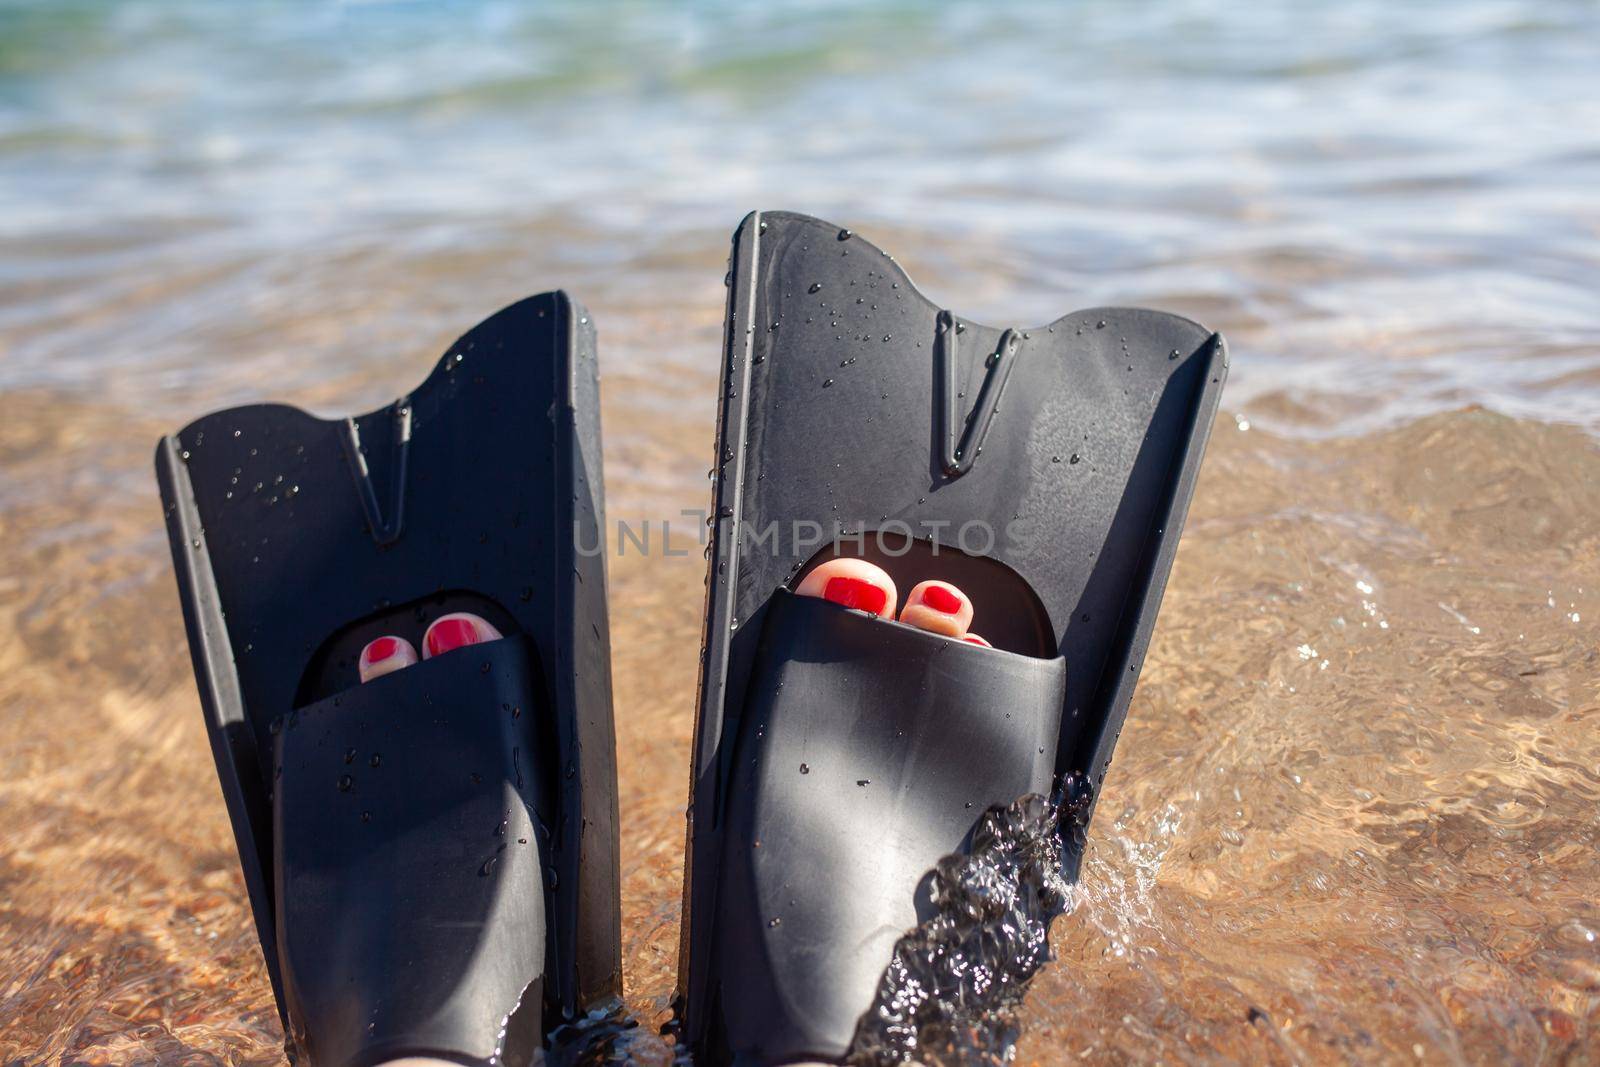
xmin=678 ymin=212 xmax=1227 ymax=1063
xmin=156 ymin=293 xmax=620 ymax=1066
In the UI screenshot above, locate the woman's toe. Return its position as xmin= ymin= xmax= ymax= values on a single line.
xmin=961 ymin=633 xmax=992 ymax=648
xmin=422 ymin=612 xmax=504 ymax=659
xmin=359 ymin=635 xmax=419 ymax=682
xmin=794 ymin=557 xmax=898 ymax=618
xmin=899 ymin=580 xmax=974 ymax=637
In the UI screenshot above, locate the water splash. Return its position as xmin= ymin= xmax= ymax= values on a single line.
xmin=847 ymin=773 xmax=1096 ymax=1066
xmin=538 ymin=777 xmax=1097 ymax=1066
xmin=547 ymin=1004 xmax=684 ymax=1067
xmin=542 ymin=1000 xmax=652 ymax=1066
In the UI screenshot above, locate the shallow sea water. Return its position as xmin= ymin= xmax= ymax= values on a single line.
xmin=1 ymin=2 xmax=1597 ymax=1063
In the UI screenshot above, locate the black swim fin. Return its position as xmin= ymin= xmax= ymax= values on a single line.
xmin=677 ymin=212 xmax=1227 ymax=1064
xmin=156 ymin=293 xmax=620 ymax=1067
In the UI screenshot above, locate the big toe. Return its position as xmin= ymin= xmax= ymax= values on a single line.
xmin=422 ymin=612 xmax=504 ymax=659
xmin=899 ymin=579 xmax=974 ymax=638
xmin=794 ymin=557 xmax=898 ymax=618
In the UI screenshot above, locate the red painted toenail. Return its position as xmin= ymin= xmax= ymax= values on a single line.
xmin=919 ymin=584 xmax=963 ymax=614
xmin=962 ymin=634 xmax=991 ymax=647
xmin=362 ymin=636 xmax=401 ymax=664
xmin=427 ymin=618 xmax=481 ymax=657
xmin=823 ymin=576 xmax=889 ymax=616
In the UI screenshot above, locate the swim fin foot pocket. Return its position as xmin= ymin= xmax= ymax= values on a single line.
xmin=157 ymin=293 xmax=620 ymax=1066
xmin=679 ymin=212 xmax=1227 ymax=1064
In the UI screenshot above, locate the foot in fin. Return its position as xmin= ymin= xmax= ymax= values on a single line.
xmin=157 ymin=292 xmax=621 ymax=1066
xmin=677 ymin=211 xmax=1226 ymax=1064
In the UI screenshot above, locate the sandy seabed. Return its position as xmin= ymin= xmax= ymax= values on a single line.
xmin=2 ymin=279 xmax=1596 ymax=1064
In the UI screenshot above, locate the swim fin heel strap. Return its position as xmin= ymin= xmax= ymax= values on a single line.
xmin=156 ymin=293 xmax=620 ymax=1066
xmin=680 ymin=212 xmax=1228 ymax=1063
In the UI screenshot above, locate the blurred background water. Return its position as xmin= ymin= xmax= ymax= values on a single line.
xmin=1 ymin=2 xmax=1597 ymax=1063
